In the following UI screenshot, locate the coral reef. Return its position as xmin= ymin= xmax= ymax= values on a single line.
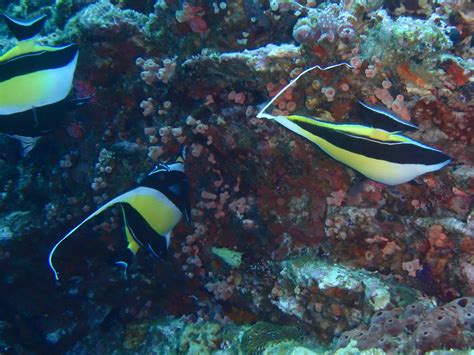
xmin=0 ymin=0 xmax=472 ymax=353
xmin=270 ymin=256 xmax=424 ymax=341
xmin=337 ymin=297 xmax=474 ymax=353
xmin=67 ymin=316 xmax=327 ymax=354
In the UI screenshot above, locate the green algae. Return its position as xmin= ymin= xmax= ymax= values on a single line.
xmin=212 ymin=247 xmax=242 ymax=268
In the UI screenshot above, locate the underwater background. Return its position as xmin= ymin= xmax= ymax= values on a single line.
xmin=0 ymin=0 xmax=473 ymax=353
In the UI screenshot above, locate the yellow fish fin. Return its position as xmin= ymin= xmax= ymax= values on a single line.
xmin=120 ymin=204 xmax=140 ymax=254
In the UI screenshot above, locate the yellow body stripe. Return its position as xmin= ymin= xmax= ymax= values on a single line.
xmin=126 ymin=230 xmax=140 ymax=254
xmin=120 ymin=206 xmax=140 ymax=254
xmin=1 ymin=72 xmax=56 ymax=106
xmin=287 ymin=115 xmax=412 ymax=143
xmin=0 ymin=41 xmax=69 ymax=61
xmin=0 ymin=53 xmax=77 ymax=114
xmin=121 ymin=187 xmax=182 ymax=236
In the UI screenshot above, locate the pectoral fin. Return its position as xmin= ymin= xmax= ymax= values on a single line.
xmin=114 ymin=248 xmax=134 ymax=277
xmin=9 ymin=135 xmax=41 ymax=156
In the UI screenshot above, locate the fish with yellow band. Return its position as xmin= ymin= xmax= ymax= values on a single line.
xmin=0 ymin=14 xmax=80 ymax=154
xmin=48 ymin=147 xmax=191 ymax=281
xmin=256 ymin=63 xmax=451 ymax=186
xmin=272 ymin=114 xmax=451 ymax=185
xmin=0 ymin=14 xmax=78 ymax=115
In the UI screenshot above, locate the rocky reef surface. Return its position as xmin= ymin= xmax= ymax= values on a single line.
xmin=0 ymin=0 xmax=472 ymax=353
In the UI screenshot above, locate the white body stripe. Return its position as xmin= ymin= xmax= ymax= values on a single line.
xmin=360 ymin=160 xmax=451 ymax=185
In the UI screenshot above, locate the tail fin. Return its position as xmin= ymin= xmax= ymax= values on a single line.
xmin=3 ymin=13 xmax=47 ymax=41
xmin=9 ymin=135 xmax=41 ymax=156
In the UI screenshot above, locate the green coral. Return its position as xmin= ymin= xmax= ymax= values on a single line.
xmin=212 ymin=247 xmax=242 ymax=268
xmin=362 ymin=11 xmax=452 ymax=61
xmin=390 ymin=17 xmax=452 ymax=54
xmin=239 ymin=322 xmax=302 ymax=354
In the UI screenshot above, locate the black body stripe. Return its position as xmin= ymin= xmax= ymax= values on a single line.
xmin=0 ymin=99 xmax=68 ymax=137
xmin=293 ymin=120 xmax=451 ymax=165
xmin=3 ymin=14 xmax=47 ymax=41
xmin=121 ymin=203 xmax=168 ymax=260
xmin=140 ymin=171 xmax=191 ymax=219
xmin=0 ymin=44 xmax=78 ymax=83
xmin=357 ymin=101 xmax=418 ymax=132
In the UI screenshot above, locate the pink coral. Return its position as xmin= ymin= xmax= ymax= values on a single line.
xmin=391 ymin=95 xmax=411 ymax=121
xmin=402 ymin=258 xmax=422 ymax=277
xmin=140 ymin=98 xmax=155 ymax=116
xmin=427 ymin=225 xmax=450 ymax=249
xmin=137 ymin=57 xmax=176 ymax=85
xmin=147 ymin=146 xmax=164 ymax=161
xmin=175 ymin=2 xmax=208 ymax=33
xmin=326 ymin=189 xmax=346 ymax=206
xmin=188 ymin=16 xmax=208 ymax=33
xmin=293 ymin=4 xmax=356 ymax=44
xmin=322 ymin=86 xmax=336 ymax=102
xmin=205 ymin=279 xmax=235 ymax=301
xmin=374 ymin=88 xmax=394 ymax=107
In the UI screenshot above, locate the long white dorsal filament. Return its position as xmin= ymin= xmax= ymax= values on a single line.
xmin=48 ymin=195 xmax=124 ymax=281
xmin=256 ymin=62 xmax=353 ymax=120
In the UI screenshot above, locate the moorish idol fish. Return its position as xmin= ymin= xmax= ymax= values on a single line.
xmin=356 ymin=100 xmax=418 ymax=132
xmin=0 ymin=97 xmax=90 ymax=155
xmin=256 ymin=63 xmax=451 ymax=185
xmin=266 ymin=115 xmax=451 ymax=185
xmin=0 ymin=14 xmax=79 ymax=115
xmin=48 ymin=148 xmax=191 ymax=280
